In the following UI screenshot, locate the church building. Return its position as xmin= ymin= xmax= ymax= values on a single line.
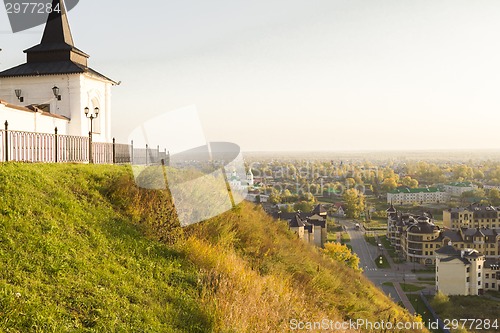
xmin=0 ymin=0 xmax=116 ymax=142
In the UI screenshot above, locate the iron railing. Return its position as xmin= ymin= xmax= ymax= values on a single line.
xmin=0 ymin=123 xmax=166 ymax=165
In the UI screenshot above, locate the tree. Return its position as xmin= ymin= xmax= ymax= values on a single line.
xmin=342 ymin=188 xmax=365 ymax=219
xmin=381 ymin=177 xmax=398 ymax=192
xmin=299 ymin=192 xmax=316 ymax=203
xmin=453 ymin=165 xmax=474 ymax=180
xmin=269 ymin=188 xmax=281 ymax=204
xmin=488 ymin=188 xmax=500 ymax=206
xmin=323 ymin=242 xmax=360 ymax=271
xmin=401 ymin=176 xmax=418 ymax=188
xmin=294 ymin=201 xmax=314 ymax=213
xmin=345 ymin=177 xmax=356 ymax=189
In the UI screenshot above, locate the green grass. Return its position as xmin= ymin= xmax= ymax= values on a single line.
xmin=0 ymin=163 xmax=424 ymax=332
xmin=341 ymin=232 xmax=350 ymax=243
xmin=382 ymin=282 xmax=394 ymax=287
xmin=380 ymin=235 xmax=398 ymax=259
xmin=0 ymin=163 xmax=210 ymax=332
xmin=401 ymin=283 xmax=425 ymax=292
xmin=408 ymin=296 xmax=438 ymax=333
xmin=485 ymin=290 xmax=500 ymax=299
xmin=375 ymin=255 xmax=391 ymax=269
xmin=431 ymin=295 xmax=500 ymax=332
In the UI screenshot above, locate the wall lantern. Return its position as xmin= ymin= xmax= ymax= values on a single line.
xmin=14 ymin=89 xmax=24 ymax=102
xmin=52 ymin=86 xmax=61 ymax=101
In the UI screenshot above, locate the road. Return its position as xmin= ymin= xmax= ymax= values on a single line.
xmin=339 ymin=219 xmax=419 ymax=282
xmin=338 ymin=219 xmax=434 ymax=313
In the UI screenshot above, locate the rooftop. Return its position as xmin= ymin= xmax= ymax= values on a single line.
xmin=389 ymin=186 xmax=442 ymax=194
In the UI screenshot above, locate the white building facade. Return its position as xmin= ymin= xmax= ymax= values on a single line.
xmin=387 ymin=187 xmax=450 ymax=205
xmin=0 ymin=0 xmax=115 ymax=142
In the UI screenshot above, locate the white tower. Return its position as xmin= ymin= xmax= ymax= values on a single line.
xmin=0 ymin=0 xmax=116 ymax=142
xmin=247 ymin=168 xmax=254 ymax=187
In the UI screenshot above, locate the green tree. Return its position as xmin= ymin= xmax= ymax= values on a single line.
xmin=323 ymin=242 xmax=360 ymax=271
xmin=381 ymin=177 xmax=398 ymax=192
xmin=269 ymin=188 xmax=281 ymax=204
xmin=488 ymin=188 xmax=500 ymax=206
xmin=342 ymin=188 xmax=365 ymax=219
xmin=453 ymin=165 xmax=474 ymax=180
xmin=401 ymin=176 xmax=418 ymax=188
xmin=345 ymin=177 xmax=356 ymax=189
xmin=294 ymin=201 xmax=314 ymax=213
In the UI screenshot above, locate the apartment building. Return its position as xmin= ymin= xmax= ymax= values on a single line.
xmin=443 ymin=204 xmax=500 ymax=230
xmin=387 ymin=187 xmax=450 ymax=205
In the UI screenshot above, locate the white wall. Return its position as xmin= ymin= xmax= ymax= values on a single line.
xmin=436 ymin=257 xmax=469 ymax=295
xmin=0 ymin=103 xmax=69 ymax=134
xmin=0 ymin=73 xmax=112 ymax=141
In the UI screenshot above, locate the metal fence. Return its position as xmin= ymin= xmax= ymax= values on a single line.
xmin=0 ymin=124 xmax=166 ymax=165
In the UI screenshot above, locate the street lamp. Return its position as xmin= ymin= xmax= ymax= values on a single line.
xmin=412 ymin=250 xmax=416 ymax=272
xmin=84 ymin=107 xmax=99 ymax=163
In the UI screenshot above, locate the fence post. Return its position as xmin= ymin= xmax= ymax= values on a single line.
xmin=112 ymin=138 xmax=116 ymax=164
xmin=157 ymin=145 xmax=160 ymax=163
xmin=54 ymin=127 xmax=58 ymax=163
xmin=130 ymin=140 xmax=134 ymax=164
xmin=4 ymin=121 xmax=8 ymax=162
xmin=145 ymin=144 xmax=149 ymax=165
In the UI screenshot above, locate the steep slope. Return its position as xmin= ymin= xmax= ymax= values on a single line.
xmin=0 ymin=164 xmax=423 ymax=332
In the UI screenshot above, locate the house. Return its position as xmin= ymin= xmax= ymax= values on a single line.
xmin=333 ymin=202 xmax=346 ymax=217
xmin=275 ymin=204 xmax=328 ymax=247
xmin=435 ymin=244 xmax=485 ymax=296
xmin=0 ymin=0 xmax=117 ymax=142
xmin=443 ymin=182 xmax=476 ymax=197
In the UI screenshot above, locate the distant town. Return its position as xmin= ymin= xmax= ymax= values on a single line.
xmin=240 ymin=154 xmax=500 ymax=329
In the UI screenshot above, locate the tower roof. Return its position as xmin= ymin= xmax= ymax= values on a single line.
xmin=41 ymin=0 xmax=75 ymax=46
xmin=0 ymin=0 xmax=115 ymax=83
xmin=23 ymin=0 xmax=89 ymax=65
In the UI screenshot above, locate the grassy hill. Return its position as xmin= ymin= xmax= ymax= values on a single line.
xmin=0 ymin=163 xmax=423 ymax=332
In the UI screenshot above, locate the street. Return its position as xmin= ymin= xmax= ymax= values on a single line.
xmin=337 ymin=219 xmax=435 ymax=312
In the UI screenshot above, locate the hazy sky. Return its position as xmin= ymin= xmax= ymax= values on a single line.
xmin=2 ymin=0 xmax=500 ymax=152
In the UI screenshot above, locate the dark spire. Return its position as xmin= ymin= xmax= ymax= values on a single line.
xmin=0 ymin=0 xmax=115 ymax=83
xmin=23 ymin=0 xmax=89 ymax=66
xmin=41 ymin=0 xmax=74 ymax=46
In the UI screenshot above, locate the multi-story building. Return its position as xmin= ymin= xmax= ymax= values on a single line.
xmin=443 ymin=182 xmax=476 ymax=197
xmin=387 ymin=205 xmax=500 ymax=265
xmin=443 ymin=204 xmax=500 ymax=230
xmin=387 ymin=187 xmax=450 ymax=205
xmin=483 ymin=260 xmax=500 ymax=291
xmin=435 ymin=245 xmax=485 ymax=295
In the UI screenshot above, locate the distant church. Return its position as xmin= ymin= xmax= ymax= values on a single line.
xmin=0 ymin=0 xmax=116 ymax=142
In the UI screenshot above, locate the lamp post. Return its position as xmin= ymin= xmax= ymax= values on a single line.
xmin=85 ymin=107 xmax=99 ymax=163
xmin=412 ymin=250 xmax=416 ymax=272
